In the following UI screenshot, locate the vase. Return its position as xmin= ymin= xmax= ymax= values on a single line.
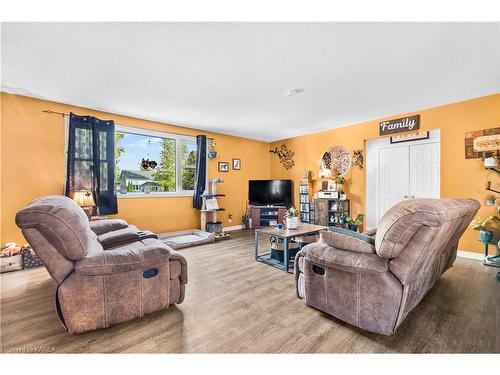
xmin=286 ymin=217 xmax=299 ymax=229
xmin=479 ymin=230 xmax=493 ymax=243
xmin=208 ymin=150 xmax=217 ymax=159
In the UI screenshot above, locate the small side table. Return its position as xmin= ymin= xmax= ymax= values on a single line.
xmin=254 ymin=224 xmax=327 ymax=272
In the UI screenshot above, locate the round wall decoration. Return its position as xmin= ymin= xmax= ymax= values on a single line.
xmin=320 ymin=145 xmax=351 ymax=178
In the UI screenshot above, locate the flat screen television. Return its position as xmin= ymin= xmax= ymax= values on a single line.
xmin=248 ymin=179 xmax=293 ymax=206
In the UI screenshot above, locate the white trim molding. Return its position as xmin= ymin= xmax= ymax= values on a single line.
xmin=457 ymin=250 xmax=484 ymax=261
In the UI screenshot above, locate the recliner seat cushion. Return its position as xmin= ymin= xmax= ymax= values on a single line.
xmin=16 ymin=195 xmax=93 ymax=260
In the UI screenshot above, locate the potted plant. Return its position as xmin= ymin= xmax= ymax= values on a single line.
xmin=469 ymin=215 xmax=500 ymax=243
xmin=284 ymin=207 xmax=299 ymax=229
xmin=485 ymin=195 xmax=496 ymax=206
xmin=335 ymin=175 xmax=345 ymax=192
xmin=345 ymin=213 xmax=364 ymax=232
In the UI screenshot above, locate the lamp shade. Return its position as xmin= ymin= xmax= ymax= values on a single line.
xmin=73 ymin=190 xmax=95 ymax=208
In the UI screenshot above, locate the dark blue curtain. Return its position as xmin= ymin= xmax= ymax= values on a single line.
xmin=193 ymin=135 xmax=207 ymax=209
xmin=65 ymin=113 xmax=118 ymax=215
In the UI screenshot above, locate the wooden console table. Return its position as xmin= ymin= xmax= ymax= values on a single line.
xmin=254 ymin=224 xmax=327 ymax=272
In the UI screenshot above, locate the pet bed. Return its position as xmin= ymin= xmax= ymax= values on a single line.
xmin=158 ymin=229 xmax=215 ymax=249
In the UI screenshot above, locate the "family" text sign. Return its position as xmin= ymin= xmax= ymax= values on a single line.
xmin=379 ymin=115 xmax=420 ymax=136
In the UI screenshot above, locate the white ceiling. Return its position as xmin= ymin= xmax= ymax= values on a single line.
xmin=1 ymin=22 xmax=499 ymax=142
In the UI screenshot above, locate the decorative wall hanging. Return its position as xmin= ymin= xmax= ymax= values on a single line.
xmin=270 ymin=144 xmax=295 ymax=170
xmin=232 ymin=158 xmax=241 ymax=170
xmin=464 ymin=127 xmax=500 ymax=159
xmin=351 ymin=150 xmax=364 ymax=169
xmin=379 ymin=115 xmax=420 ymax=136
xmin=319 ymin=145 xmax=351 ymax=178
xmin=140 ymin=138 xmax=158 ymax=170
xmin=208 ymin=138 xmax=217 ymax=159
xmin=141 ymin=158 xmax=157 ymax=170
xmin=218 ymin=161 xmax=229 ymax=172
xmin=390 ymin=131 xmax=429 ymax=144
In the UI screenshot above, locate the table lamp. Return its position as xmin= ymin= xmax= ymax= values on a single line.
xmin=72 ymin=190 xmax=95 ymax=219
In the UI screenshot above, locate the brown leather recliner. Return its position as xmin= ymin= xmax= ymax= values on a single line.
xmin=295 ymin=198 xmax=480 ymax=335
xmin=16 ymin=195 xmax=187 ymax=333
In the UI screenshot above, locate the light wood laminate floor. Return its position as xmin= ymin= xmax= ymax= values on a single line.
xmin=1 ymin=230 xmax=499 ymax=353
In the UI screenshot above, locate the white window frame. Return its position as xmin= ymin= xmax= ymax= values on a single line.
xmin=115 ymin=125 xmax=199 ymax=198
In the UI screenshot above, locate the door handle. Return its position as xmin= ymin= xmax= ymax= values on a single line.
xmin=403 ymin=195 xmax=408 ymax=199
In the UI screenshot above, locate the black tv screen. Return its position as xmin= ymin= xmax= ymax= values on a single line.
xmin=248 ymin=180 xmax=293 ymax=206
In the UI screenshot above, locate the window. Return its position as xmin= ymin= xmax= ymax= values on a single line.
xmin=114 ymin=125 xmax=198 ymax=196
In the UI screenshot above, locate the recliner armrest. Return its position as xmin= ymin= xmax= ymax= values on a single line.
xmin=97 ymin=226 xmax=140 ymax=249
xmin=75 ymin=238 xmax=171 ymax=276
xmin=300 ymin=242 xmax=388 ymax=274
xmin=168 ymin=249 xmax=188 ymax=284
xmin=320 ymin=231 xmax=376 ymax=254
xmin=89 ymin=219 xmax=129 ymax=235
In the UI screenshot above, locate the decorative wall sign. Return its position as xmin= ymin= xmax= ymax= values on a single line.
xmin=390 ymin=131 xmax=429 ymax=144
xmin=319 ymin=145 xmax=351 ymax=178
xmin=464 ymin=127 xmax=500 ymax=159
xmin=270 ymin=144 xmax=295 ymax=170
xmin=351 ymin=150 xmax=364 ymax=169
xmin=218 ymin=161 xmax=229 ymax=172
xmin=379 ymin=115 xmax=420 ymax=136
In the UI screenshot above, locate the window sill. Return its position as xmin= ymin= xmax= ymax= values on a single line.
xmin=117 ymin=192 xmax=194 ymax=199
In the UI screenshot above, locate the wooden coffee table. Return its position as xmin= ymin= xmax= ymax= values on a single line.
xmin=254 ymin=224 xmax=327 ymax=272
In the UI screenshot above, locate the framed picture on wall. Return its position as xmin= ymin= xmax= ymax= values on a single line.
xmin=218 ymin=162 xmax=229 ymax=172
xmin=232 ymin=158 xmax=241 ymax=170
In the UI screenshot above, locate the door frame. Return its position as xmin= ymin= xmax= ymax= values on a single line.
xmin=365 ymin=129 xmax=441 ymax=229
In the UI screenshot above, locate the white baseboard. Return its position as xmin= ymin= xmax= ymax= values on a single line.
xmin=457 ymin=250 xmax=484 ymax=261
xmin=223 ymin=224 xmax=244 ymax=232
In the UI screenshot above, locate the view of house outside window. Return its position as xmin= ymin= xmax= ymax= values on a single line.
xmin=115 ymin=129 xmax=197 ymax=195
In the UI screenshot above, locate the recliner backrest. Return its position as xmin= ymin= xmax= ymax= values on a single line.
xmin=16 ymin=195 xmax=96 ymax=262
xmin=375 ymin=198 xmax=474 ymax=259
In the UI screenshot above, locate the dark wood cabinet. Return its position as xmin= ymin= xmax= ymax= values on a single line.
xmin=249 ymin=205 xmax=286 ymax=228
xmin=314 ymin=199 xmax=350 ymax=227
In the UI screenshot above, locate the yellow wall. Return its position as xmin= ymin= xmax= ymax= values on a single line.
xmin=0 ymin=93 xmax=270 ymax=244
xmin=270 ymin=94 xmax=500 ymax=254
xmin=2 ymin=92 xmax=499 ymax=254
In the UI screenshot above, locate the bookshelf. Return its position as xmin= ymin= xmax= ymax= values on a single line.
xmin=299 ymin=177 xmax=311 ymax=223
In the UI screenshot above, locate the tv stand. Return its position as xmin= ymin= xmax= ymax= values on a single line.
xmin=249 ymin=205 xmax=287 ymax=229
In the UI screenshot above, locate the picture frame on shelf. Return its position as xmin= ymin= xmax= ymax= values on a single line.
xmin=232 ymin=158 xmax=241 ymax=170
xmin=218 ymin=162 xmax=229 ymax=172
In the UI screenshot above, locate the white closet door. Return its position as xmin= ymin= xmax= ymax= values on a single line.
xmin=409 ymin=142 xmax=440 ymax=199
xmin=379 ymin=146 xmax=410 ymax=220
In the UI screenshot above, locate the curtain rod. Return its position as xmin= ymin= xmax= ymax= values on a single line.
xmin=42 ymin=109 xmax=215 ymax=140
xmin=42 ymin=109 xmax=68 ymax=116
